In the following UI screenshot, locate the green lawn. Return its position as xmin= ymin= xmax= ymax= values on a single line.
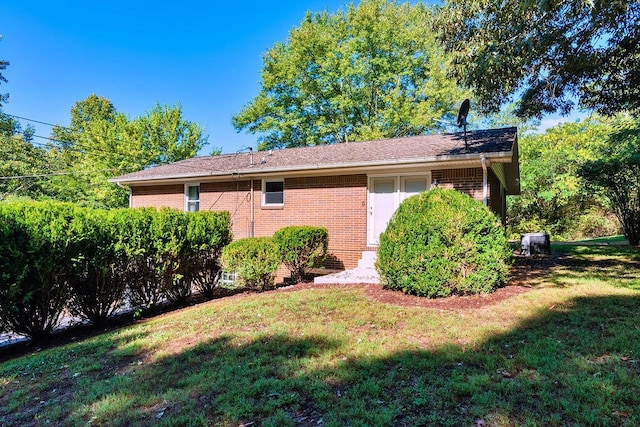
xmin=1 ymin=244 xmax=639 ymax=426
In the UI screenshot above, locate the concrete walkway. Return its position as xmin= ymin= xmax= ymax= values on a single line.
xmin=314 ymin=251 xmax=381 ymax=285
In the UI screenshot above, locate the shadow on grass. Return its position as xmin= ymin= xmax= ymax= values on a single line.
xmin=2 ymin=293 xmax=640 ymax=426
xmin=546 ymin=246 xmax=640 ymax=290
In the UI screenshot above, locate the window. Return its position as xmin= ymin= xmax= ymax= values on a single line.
xmin=219 ymin=271 xmax=238 ymax=288
xmin=401 ymin=177 xmax=429 ymax=200
xmin=262 ymin=179 xmax=284 ymax=206
xmin=185 ymin=184 xmax=200 ymax=212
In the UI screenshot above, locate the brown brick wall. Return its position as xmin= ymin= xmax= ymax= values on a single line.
xmin=432 ymin=167 xmax=505 ymax=217
xmin=200 ymin=180 xmax=253 ymax=242
xmin=198 ymin=176 xmax=368 ymax=269
xmin=252 ymin=175 xmax=368 ymax=269
xmin=433 ymin=168 xmax=484 ymax=201
xmin=129 ymin=168 xmax=502 ymax=271
xmin=131 ymin=184 xmax=183 ymax=210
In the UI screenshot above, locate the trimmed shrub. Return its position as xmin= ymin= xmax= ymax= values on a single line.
xmin=0 ymin=202 xmax=233 ymax=337
xmin=66 ymin=208 xmax=126 ymax=325
xmin=114 ymin=207 xmax=233 ymax=308
xmin=273 ymin=226 xmax=328 ymax=283
xmin=0 ymin=201 xmax=77 ymax=339
xmin=220 ymin=237 xmax=281 ymax=291
xmin=112 ymin=208 xmax=162 ymax=310
xmin=181 ymin=211 xmax=233 ymax=298
xmin=376 ymin=188 xmax=512 ymax=298
xmin=151 ymin=208 xmax=190 ymax=304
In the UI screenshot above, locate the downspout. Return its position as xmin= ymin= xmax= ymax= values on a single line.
xmin=115 ymin=181 xmax=132 ymax=208
xmin=250 ymin=178 xmax=255 ymax=237
xmin=481 ymin=157 xmax=488 ymax=207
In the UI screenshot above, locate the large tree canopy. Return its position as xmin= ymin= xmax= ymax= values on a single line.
xmin=437 ymin=0 xmax=640 ymax=118
xmin=579 ymin=116 xmax=640 ymax=246
xmin=233 ymin=0 xmax=467 ymax=149
xmin=48 ymin=95 xmax=208 ymax=208
xmin=507 ymin=117 xmax=616 ymax=239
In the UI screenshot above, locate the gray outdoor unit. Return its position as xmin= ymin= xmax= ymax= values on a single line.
xmin=520 ymin=233 xmax=551 ymax=256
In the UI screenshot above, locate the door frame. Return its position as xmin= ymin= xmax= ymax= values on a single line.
xmin=367 ymin=172 xmax=431 ymax=246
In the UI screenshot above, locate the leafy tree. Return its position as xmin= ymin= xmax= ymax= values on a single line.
xmin=437 ymin=0 xmax=640 ymax=118
xmin=0 ymin=133 xmax=50 ymax=201
xmin=233 ymin=0 xmax=468 ymax=149
xmin=48 ymin=95 xmax=207 ymax=208
xmin=579 ymin=116 xmax=640 ymax=246
xmin=136 ymin=103 xmax=208 ymax=166
xmin=0 ymin=109 xmax=45 ymax=201
xmin=507 ymin=117 xmax=617 ymax=239
xmin=52 ymin=94 xmax=117 ymax=143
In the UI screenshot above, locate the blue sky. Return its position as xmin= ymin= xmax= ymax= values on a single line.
xmin=0 ymin=0 xmax=363 ymax=154
xmin=1 ymin=1 xmax=577 ymax=156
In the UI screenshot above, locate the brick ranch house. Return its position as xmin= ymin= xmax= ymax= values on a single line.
xmin=110 ymin=127 xmax=520 ymax=270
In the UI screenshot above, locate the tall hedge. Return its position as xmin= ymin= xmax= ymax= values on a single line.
xmin=0 ymin=202 xmax=232 ymax=339
xmin=273 ymin=226 xmax=328 ymax=283
xmin=66 ymin=208 xmax=126 ymax=325
xmin=376 ymin=189 xmax=512 ymax=298
xmin=181 ymin=211 xmax=233 ymax=298
xmin=152 ymin=208 xmax=191 ymax=304
xmin=112 ymin=208 xmax=161 ymax=310
xmin=0 ymin=202 xmax=77 ymax=339
xmin=114 ymin=207 xmax=232 ymax=308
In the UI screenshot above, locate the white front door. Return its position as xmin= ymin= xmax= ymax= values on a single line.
xmin=368 ymin=174 xmax=431 ymax=246
xmin=369 ymin=178 xmax=396 ymax=245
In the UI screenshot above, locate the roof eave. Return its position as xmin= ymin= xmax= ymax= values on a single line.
xmin=109 ymin=150 xmax=515 ymax=186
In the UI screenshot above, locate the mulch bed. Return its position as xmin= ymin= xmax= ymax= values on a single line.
xmin=277 ymin=254 xmax=554 ymax=310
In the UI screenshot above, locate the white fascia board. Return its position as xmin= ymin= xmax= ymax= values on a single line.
xmin=111 ymin=151 xmax=514 ymax=186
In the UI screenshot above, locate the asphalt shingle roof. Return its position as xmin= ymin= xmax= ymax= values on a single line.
xmin=111 ymin=127 xmax=517 ymax=184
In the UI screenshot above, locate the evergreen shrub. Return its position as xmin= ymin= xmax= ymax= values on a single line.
xmin=220 ymin=237 xmax=281 ymax=291
xmin=151 ymin=208 xmax=190 ymax=304
xmin=66 ymin=208 xmax=126 ymax=324
xmin=181 ymin=211 xmax=233 ymax=298
xmin=0 ymin=201 xmax=77 ymax=339
xmin=0 ymin=202 xmax=233 ymax=337
xmin=273 ymin=226 xmax=328 ymax=283
xmin=112 ymin=208 xmax=161 ymax=310
xmin=376 ymin=188 xmax=512 ymax=298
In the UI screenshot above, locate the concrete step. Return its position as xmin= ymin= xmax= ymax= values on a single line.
xmin=357 ymin=251 xmax=377 ymax=269
xmin=314 ymin=267 xmax=380 ymax=285
xmin=314 ymin=251 xmax=381 ymax=285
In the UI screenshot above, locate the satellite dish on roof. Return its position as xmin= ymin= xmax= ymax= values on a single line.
xmin=432 ymin=98 xmax=472 ymax=150
xmin=457 ymin=99 xmax=471 ymax=149
xmin=457 ymin=99 xmax=470 ymax=128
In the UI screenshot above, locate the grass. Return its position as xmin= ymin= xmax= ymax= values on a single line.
xmin=1 ymin=244 xmax=639 ymax=426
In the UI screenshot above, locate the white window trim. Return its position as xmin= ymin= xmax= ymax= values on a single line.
xmin=261 ymin=178 xmax=284 ymax=207
xmin=401 ymin=175 xmax=431 ymax=201
xmin=184 ymin=183 xmax=200 ymax=212
xmin=219 ymin=271 xmax=238 ymax=287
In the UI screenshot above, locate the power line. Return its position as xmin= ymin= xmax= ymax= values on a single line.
xmin=1 ymin=116 xmax=241 ymax=178
xmin=2 ymin=113 xmax=68 ymax=130
xmin=0 ymin=168 xmax=138 ymax=181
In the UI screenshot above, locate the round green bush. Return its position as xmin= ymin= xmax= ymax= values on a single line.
xmin=376 ymin=188 xmax=512 ymax=298
xmin=220 ymin=237 xmax=281 ymax=291
xmin=273 ymin=225 xmax=328 ymax=283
